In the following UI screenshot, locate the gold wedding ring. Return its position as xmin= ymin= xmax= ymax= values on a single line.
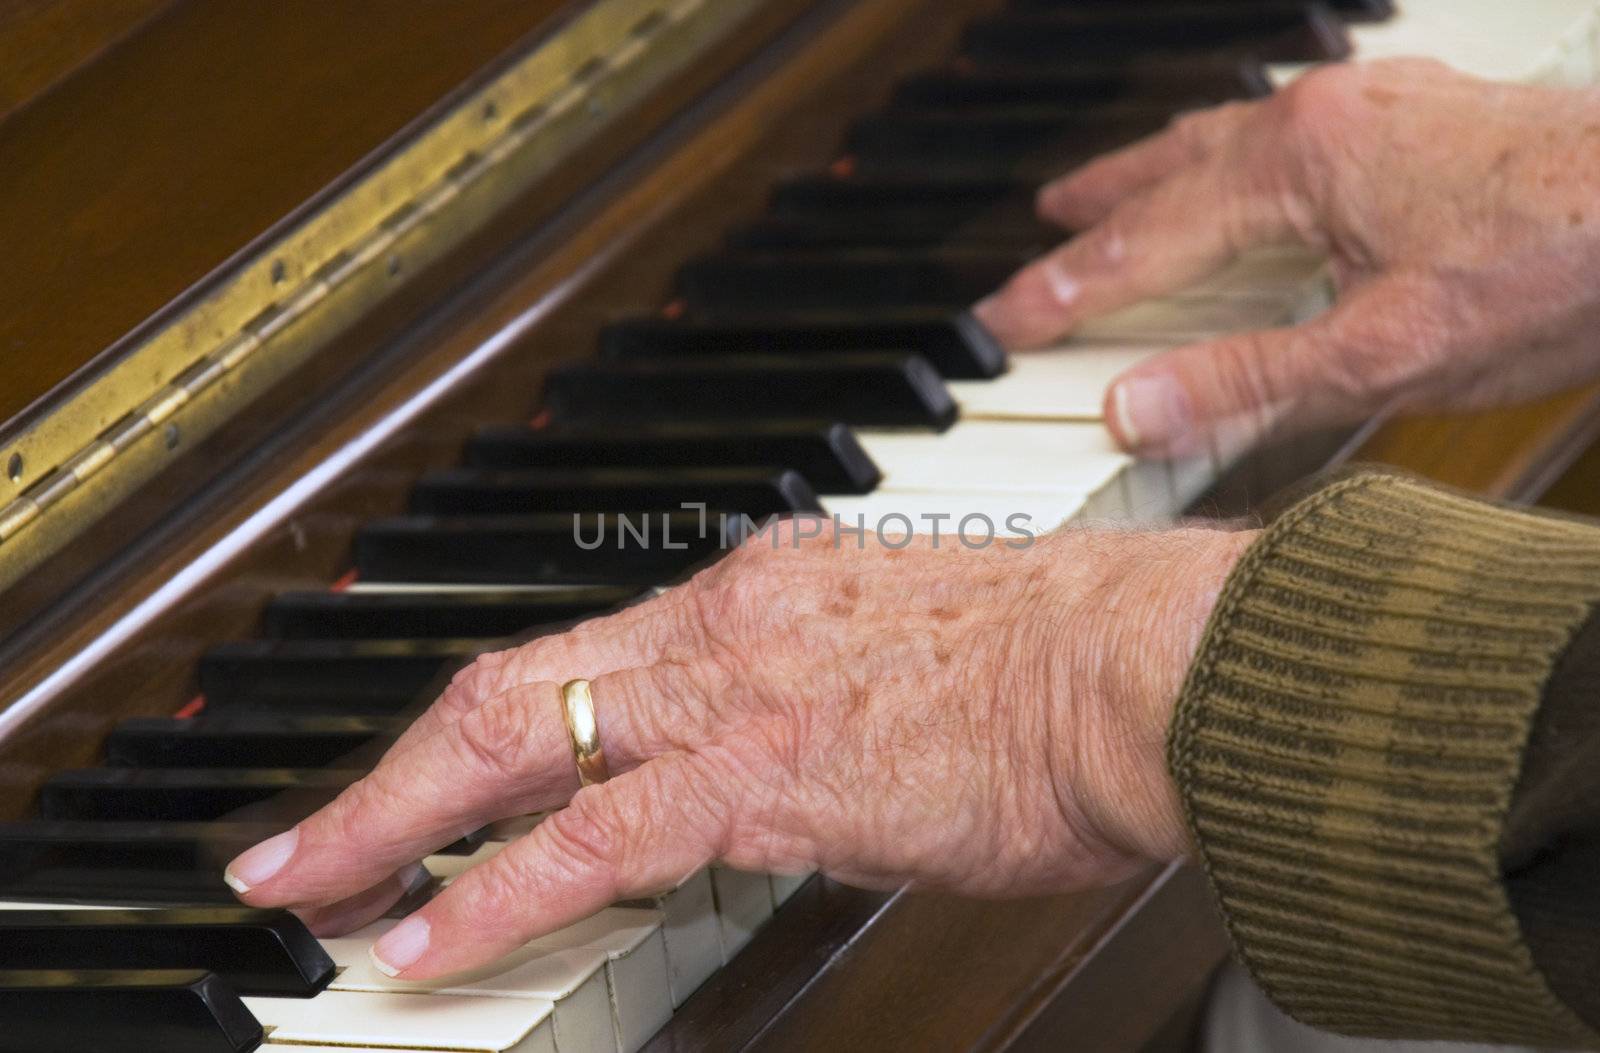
xmin=560 ymin=678 xmax=610 ymax=787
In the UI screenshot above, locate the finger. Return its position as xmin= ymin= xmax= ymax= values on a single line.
xmin=225 ymin=658 xmax=727 ymax=909
xmin=392 ymin=586 xmax=700 ymax=755
xmin=1037 ymin=100 xmax=1260 ymax=230
xmin=1102 ymin=273 xmax=1449 ymax=457
xmin=369 ymin=750 xmax=729 ymax=979
xmin=293 ymin=862 xmax=432 ymax=938
xmin=973 ymin=156 xmax=1307 ymax=350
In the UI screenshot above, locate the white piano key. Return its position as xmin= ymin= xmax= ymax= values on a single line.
xmin=1073 ymin=292 xmax=1301 ymax=342
xmin=948 ymin=343 xmax=1164 ymax=421
xmin=768 ymin=872 xmax=811 ymax=907
xmin=322 ymin=920 xmax=614 ymax=1053
xmin=856 ymin=420 xmax=1126 ymax=496
xmin=709 ymin=867 xmax=772 ymax=961
xmin=1181 ymin=248 xmax=1329 ymax=297
xmin=823 ymin=489 xmax=1083 ymax=537
xmin=426 ymin=840 xmax=508 ymax=881
xmin=620 ymin=868 xmax=720 ymax=1009
xmin=532 ymin=908 xmax=672 ymax=1053
xmin=246 ymin=988 xmax=556 ymax=1052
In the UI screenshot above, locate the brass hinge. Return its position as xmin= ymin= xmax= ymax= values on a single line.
xmin=0 ymin=0 xmax=765 ymax=589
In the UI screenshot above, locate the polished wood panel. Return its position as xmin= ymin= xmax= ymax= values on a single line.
xmin=0 ymin=0 xmax=173 ymax=122
xmin=0 ymin=0 xmax=568 ymax=432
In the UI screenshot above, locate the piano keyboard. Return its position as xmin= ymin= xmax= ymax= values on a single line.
xmin=6 ymin=1 xmax=1598 ymax=1051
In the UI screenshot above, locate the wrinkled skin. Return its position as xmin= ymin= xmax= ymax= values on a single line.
xmin=974 ymin=60 xmax=1600 ymax=457
xmin=227 ymin=524 xmax=1249 ymax=977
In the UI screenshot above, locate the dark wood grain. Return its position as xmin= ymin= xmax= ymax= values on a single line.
xmin=0 ymin=0 xmax=569 ymax=433
xmin=0 ymin=0 xmax=174 ymax=122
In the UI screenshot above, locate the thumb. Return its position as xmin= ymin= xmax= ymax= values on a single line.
xmin=1103 ymin=276 xmax=1440 ymax=458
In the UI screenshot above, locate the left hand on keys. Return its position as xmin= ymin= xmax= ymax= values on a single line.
xmin=225 ymin=520 xmax=1249 ymax=979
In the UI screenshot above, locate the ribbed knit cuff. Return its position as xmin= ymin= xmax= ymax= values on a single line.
xmin=1170 ymin=471 xmax=1600 ymax=1049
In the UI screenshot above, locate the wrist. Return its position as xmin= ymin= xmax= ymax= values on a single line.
xmin=1047 ymin=527 xmax=1256 ymax=865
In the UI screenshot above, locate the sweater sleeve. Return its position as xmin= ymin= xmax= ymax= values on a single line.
xmin=1168 ymin=470 xmax=1600 ymax=1049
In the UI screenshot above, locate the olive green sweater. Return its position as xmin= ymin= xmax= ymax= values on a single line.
xmin=1171 ymin=471 xmax=1600 ymax=1049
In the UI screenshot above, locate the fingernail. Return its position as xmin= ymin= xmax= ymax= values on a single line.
xmin=224 ymin=827 xmax=299 ymax=895
xmin=1040 ymin=259 xmax=1081 ymax=307
xmin=372 ymin=914 xmax=430 ymax=977
xmin=1110 ymin=371 xmax=1192 ymax=453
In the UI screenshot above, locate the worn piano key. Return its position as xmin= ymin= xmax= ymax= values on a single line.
xmin=946 ymin=343 xmax=1162 ymax=421
xmin=199 ymin=638 xmax=476 ymax=712
xmin=244 ymin=988 xmax=556 ymax=1053
xmin=889 ymin=62 xmax=1272 ymax=111
xmin=357 ymin=512 xmax=731 ymax=587
xmin=410 ymin=467 xmax=824 ymax=518
xmin=543 ymin=355 xmax=958 ymax=431
xmin=468 ymin=421 xmax=882 ymax=495
xmin=960 ymin=6 xmax=1352 ymax=66
xmin=529 ymin=908 xmax=672 ymax=1053
xmin=598 ymin=313 xmax=1006 ymax=380
xmin=856 ymin=420 xmax=1160 ymax=508
xmin=323 ymin=919 xmax=615 ymax=1053
xmin=709 ymin=868 xmax=773 ymax=961
xmin=105 ymin=715 xmax=402 ymax=769
xmin=769 ymin=872 xmax=812 ymax=906
xmin=0 ymin=821 xmax=277 ymax=904
xmin=676 ymin=250 xmax=1025 ymax=315
xmin=37 ymin=767 xmax=357 ymax=822
xmin=0 ymin=907 xmax=333 ymax=996
xmin=620 ymin=869 xmax=722 ymax=1009
xmin=0 ymin=968 xmax=262 ymax=1053
xmin=265 ymin=586 xmax=635 ymax=640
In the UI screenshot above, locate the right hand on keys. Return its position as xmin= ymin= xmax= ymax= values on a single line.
xmin=973 ymin=59 xmax=1600 ymax=457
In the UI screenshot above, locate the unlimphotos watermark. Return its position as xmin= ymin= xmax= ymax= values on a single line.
xmin=572 ymin=503 xmax=1037 ymax=551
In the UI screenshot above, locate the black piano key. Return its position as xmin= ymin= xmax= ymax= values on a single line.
xmin=265 ymin=586 xmax=636 ymax=639
xmin=0 ymin=969 xmax=262 ymax=1053
xmin=106 ymin=715 xmax=403 ymax=769
xmin=599 ymin=313 xmax=1006 ymax=380
xmin=409 ymin=467 xmax=823 ymax=517
xmin=199 ymin=639 xmax=476 ymax=712
xmin=844 ymin=110 xmax=1167 ymax=179
xmin=889 ymin=62 xmax=1272 ymax=112
xmin=543 ymin=355 xmax=957 ymax=430
xmin=0 ymin=821 xmax=278 ymax=904
xmin=675 ymin=251 xmax=1026 ymax=314
xmin=960 ymin=6 xmax=1352 ymax=66
xmin=37 ymin=768 xmax=358 ymax=822
xmin=467 ymin=421 xmax=883 ymax=495
xmin=725 ymin=212 xmax=1059 ymax=252
xmin=0 ymin=908 xmax=333 ymax=997
xmin=357 ymin=512 xmax=733 ymax=587
xmin=769 ymin=175 xmax=1032 ymax=219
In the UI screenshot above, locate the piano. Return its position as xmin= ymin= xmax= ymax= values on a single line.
xmin=0 ymin=0 xmax=1597 ymax=1050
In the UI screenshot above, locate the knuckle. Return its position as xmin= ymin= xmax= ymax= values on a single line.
xmin=452 ymin=694 xmax=535 ymax=779
xmin=462 ymin=855 xmax=533 ymax=928
xmin=543 ymin=792 xmax=627 ymax=887
xmin=1278 ymin=63 xmax=1358 ymax=134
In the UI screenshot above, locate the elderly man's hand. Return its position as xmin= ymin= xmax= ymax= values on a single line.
xmin=974 ymin=59 xmax=1600 ymax=457
xmin=224 ymin=522 xmax=1249 ymax=979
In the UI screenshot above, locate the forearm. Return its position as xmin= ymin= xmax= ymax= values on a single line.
xmin=1169 ymin=471 xmax=1600 ymax=1048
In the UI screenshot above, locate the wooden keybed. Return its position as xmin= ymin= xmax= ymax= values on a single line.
xmin=3 ymin=0 xmax=1600 ymax=1049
